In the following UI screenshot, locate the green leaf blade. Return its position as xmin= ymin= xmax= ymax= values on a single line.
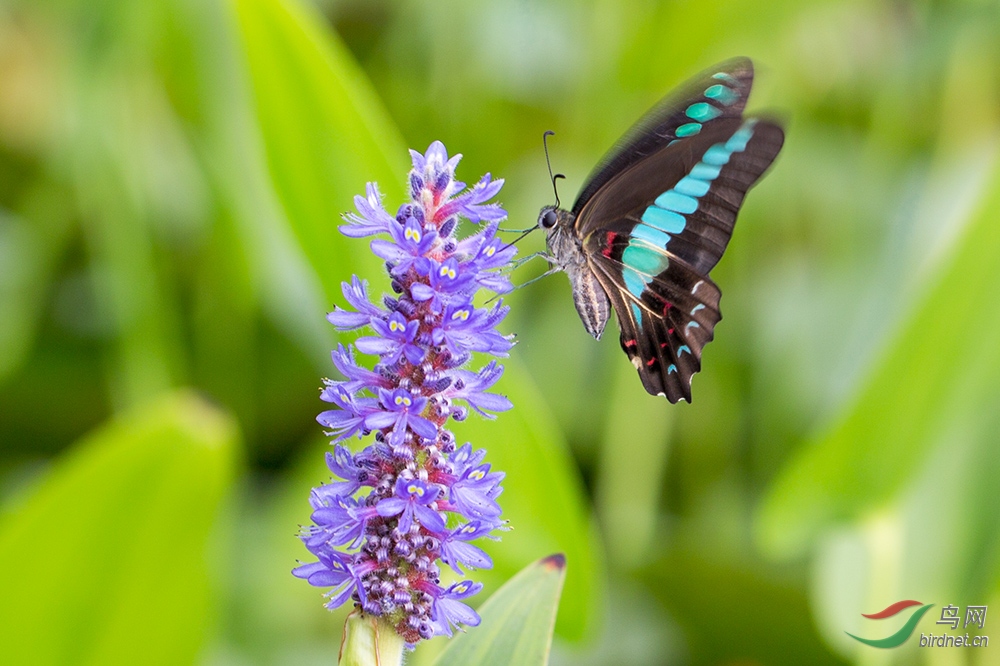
xmin=433 ymin=554 xmax=567 ymax=666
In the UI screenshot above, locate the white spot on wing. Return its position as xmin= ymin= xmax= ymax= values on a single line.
xmin=630 ymin=357 xmax=642 ymax=370
xmin=691 ymin=280 xmax=704 ymax=295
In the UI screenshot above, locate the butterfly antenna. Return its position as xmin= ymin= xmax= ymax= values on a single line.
xmin=499 ymin=227 xmax=535 ymax=253
xmin=543 ymin=130 xmax=566 ymax=208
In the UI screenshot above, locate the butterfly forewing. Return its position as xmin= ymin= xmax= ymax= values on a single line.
xmin=573 ymin=58 xmax=755 ymax=214
xmin=580 ymin=119 xmax=784 ymax=273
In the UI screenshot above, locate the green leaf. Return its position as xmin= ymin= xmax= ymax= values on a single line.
xmin=0 ymin=391 xmax=238 ymax=665
xmin=756 ymin=148 xmax=1000 ymax=559
xmin=451 ymin=353 xmax=604 ymax=642
xmin=433 ymin=554 xmax=567 ymax=666
xmin=231 ymin=0 xmax=409 ymax=305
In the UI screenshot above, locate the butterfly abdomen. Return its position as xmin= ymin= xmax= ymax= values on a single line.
xmin=546 ymin=224 xmax=613 ymax=340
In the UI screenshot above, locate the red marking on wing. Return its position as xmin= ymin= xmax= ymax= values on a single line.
xmin=667 ymin=328 xmax=674 ymax=335
xmin=662 ymin=302 xmax=673 ymax=315
xmin=660 ymin=342 xmax=669 ymax=348
xmin=602 ymin=231 xmax=617 ymax=258
xmin=862 ymin=600 xmax=924 ymax=619
xmin=646 ymin=358 xmax=656 ymax=367
xmin=623 ymin=338 xmax=637 ymax=349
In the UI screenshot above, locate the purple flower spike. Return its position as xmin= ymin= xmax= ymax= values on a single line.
xmin=295 ymin=142 xmax=513 ymax=645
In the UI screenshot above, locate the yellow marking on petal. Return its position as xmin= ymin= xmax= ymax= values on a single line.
xmin=470 ymin=470 xmax=485 ymax=480
xmin=407 ymin=484 xmax=419 ymax=495
xmin=447 ymin=268 xmax=457 ymax=279
xmin=405 ymin=228 xmax=421 ymax=242
xmin=452 ymin=309 xmax=469 ymax=321
xmin=395 ymin=396 xmax=403 ymax=405
xmin=390 ymin=320 xmax=404 ymax=332
xmin=439 ymin=265 xmax=449 ymax=277
xmin=485 ymin=246 xmax=496 ymax=257
xmin=455 ymin=582 xmax=470 ymax=593
xmin=461 ymin=524 xmax=477 ymax=533
xmin=402 ymin=397 xmax=411 ymax=407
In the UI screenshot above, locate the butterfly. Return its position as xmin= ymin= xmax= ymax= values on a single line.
xmin=536 ymin=57 xmax=783 ymax=403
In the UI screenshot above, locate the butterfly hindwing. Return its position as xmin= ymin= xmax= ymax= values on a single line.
xmin=587 ymin=232 xmax=722 ymax=402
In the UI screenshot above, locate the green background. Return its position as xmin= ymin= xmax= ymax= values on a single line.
xmin=1 ymin=0 xmax=999 ymax=663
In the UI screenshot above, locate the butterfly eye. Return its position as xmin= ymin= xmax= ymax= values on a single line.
xmin=540 ymin=209 xmax=558 ymax=229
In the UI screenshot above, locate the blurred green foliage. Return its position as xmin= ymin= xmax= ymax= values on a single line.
xmin=1 ymin=0 xmax=1000 ymax=664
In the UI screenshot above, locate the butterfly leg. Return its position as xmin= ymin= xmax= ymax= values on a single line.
xmin=513 ymin=264 xmax=563 ymax=289
xmin=484 ymin=263 xmax=562 ymax=305
xmin=507 ymin=251 xmax=553 ymax=270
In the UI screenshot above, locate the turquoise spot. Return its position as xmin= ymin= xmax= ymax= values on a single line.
xmin=686 ymin=102 xmax=721 ymax=122
xmin=705 ymin=84 xmax=738 ymax=106
xmin=642 ymin=206 xmax=686 ymax=233
xmin=702 ymin=144 xmax=732 ymax=166
xmin=654 ymin=191 xmax=698 ymax=214
xmin=623 ymin=266 xmax=648 ymax=298
xmin=631 ymin=223 xmax=672 ymax=248
xmin=677 ymin=345 xmax=691 ymax=357
xmin=667 ymin=139 xmax=681 ymax=147
xmin=686 ymin=321 xmax=700 ymax=329
xmin=691 ymin=303 xmax=705 ymax=314
xmin=712 ymin=72 xmax=738 ymax=85
xmin=631 ymin=303 xmax=644 ymax=327
xmin=690 ymin=163 xmax=722 ymax=180
xmin=676 ymin=122 xmax=701 ymax=137
xmin=667 ymin=364 xmax=678 ymax=374
xmin=622 ymin=244 xmax=667 ymax=275
xmin=674 ymin=175 xmax=711 ymax=197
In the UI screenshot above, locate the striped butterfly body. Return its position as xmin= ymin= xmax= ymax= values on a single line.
xmin=537 ymin=58 xmax=783 ymax=402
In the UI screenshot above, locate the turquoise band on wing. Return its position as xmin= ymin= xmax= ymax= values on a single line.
xmin=631 ymin=302 xmax=644 ymax=327
xmin=621 ymin=119 xmax=759 ymax=301
xmin=622 ymin=244 xmax=669 ymax=275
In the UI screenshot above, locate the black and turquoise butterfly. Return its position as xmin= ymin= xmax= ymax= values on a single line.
xmin=537 ymin=57 xmax=783 ymax=402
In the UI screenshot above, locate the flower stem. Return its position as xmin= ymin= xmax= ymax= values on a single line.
xmin=339 ymin=610 xmax=404 ymax=666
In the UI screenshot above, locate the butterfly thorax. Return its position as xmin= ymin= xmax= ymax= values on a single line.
xmin=537 ymin=205 xmax=611 ymax=340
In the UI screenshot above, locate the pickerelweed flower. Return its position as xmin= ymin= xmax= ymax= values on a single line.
xmin=294 ymin=141 xmax=515 ymax=644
